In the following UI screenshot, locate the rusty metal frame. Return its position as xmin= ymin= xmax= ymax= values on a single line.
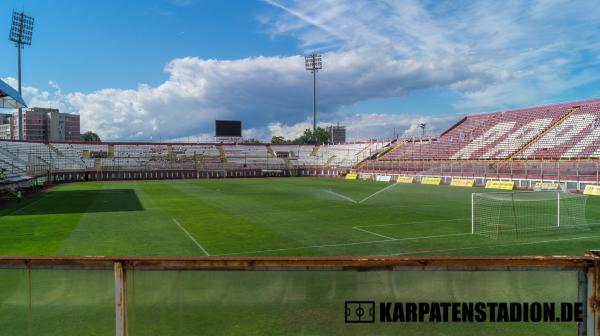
xmin=0 ymin=254 xmax=599 ymax=336
xmin=0 ymin=255 xmax=595 ymax=268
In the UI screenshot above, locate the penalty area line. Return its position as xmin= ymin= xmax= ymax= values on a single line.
xmin=217 ymin=238 xmax=392 ymax=256
xmin=387 ymin=234 xmax=600 ymax=256
xmin=172 ymin=218 xmax=210 ymax=256
xmin=356 ymin=218 xmax=470 ymax=229
xmin=353 ymin=226 xmax=395 ymax=240
xmin=219 ymin=231 xmax=473 ymax=256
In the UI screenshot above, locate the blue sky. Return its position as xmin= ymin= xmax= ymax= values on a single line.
xmin=2 ymin=0 xmax=600 ymax=141
xmin=0 ymin=0 xmax=298 ymax=92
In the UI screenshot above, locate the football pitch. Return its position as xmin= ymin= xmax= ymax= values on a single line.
xmin=1 ymin=177 xmax=599 ymax=257
xmin=1 ymin=177 xmax=598 ymax=335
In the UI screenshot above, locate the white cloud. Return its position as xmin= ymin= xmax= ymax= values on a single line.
xmin=8 ymin=49 xmax=475 ymax=141
xmin=265 ymin=0 xmax=600 ymax=111
xmin=6 ymin=0 xmax=600 ymax=141
xmin=259 ymin=112 xmax=460 ymax=141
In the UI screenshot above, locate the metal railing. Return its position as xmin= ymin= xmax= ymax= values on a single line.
xmin=359 ymin=159 xmax=600 ymax=184
xmin=1 ymin=253 xmax=600 ymax=335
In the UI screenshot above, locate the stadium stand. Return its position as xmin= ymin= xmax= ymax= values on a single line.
xmin=0 ymin=140 xmax=386 ymax=181
xmin=356 ymin=99 xmax=600 ymax=186
xmin=368 ymin=99 xmax=600 ymax=162
xmin=380 ymin=101 xmax=582 ymax=161
xmin=1 ymin=98 xmax=599 ymax=185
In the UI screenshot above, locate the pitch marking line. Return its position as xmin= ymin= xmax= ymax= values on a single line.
xmin=387 ymin=234 xmax=600 ymax=256
xmin=217 ymin=238 xmax=391 ymax=256
xmin=172 ymin=218 xmax=210 ymax=256
xmin=358 ymin=182 xmax=399 ymax=204
xmin=356 ymin=218 xmax=469 ymax=228
xmin=323 ymin=190 xmax=357 ymax=203
xmin=219 ymin=231 xmax=473 ymax=256
xmin=216 ymin=215 xmax=600 ymax=256
xmin=352 ymin=225 xmax=469 ymax=241
xmin=353 ymin=226 xmax=395 ymax=240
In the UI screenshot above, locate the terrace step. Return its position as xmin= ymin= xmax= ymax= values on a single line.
xmin=266 ymin=145 xmax=276 ymax=158
xmin=47 ymin=143 xmax=63 ymax=157
xmin=94 ymin=158 xmax=102 ymax=173
xmin=0 ymin=156 xmax=26 ymax=174
xmin=0 ymin=145 xmax=27 ymax=167
xmin=354 ymin=142 xmax=373 ymax=158
xmin=27 ymin=155 xmax=52 ymax=176
xmin=217 ymin=145 xmax=227 ymax=163
xmin=377 ymin=140 xmax=407 ymax=161
xmin=283 ymin=157 xmax=294 ymax=176
xmin=167 ymin=145 xmax=176 ymax=163
xmin=506 ymin=106 xmax=580 ymax=161
xmin=325 ymin=155 xmax=336 ymax=167
xmin=194 ymin=153 xmax=204 ymax=170
xmin=310 ymin=145 xmax=319 ymax=157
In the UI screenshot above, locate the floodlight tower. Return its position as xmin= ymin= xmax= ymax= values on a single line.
xmin=419 ymin=123 xmax=427 ymax=137
xmin=305 ymin=54 xmax=322 ymax=140
xmin=9 ymin=11 xmax=35 ymax=140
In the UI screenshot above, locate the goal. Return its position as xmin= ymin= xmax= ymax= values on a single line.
xmin=471 ymin=191 xmax=588 ymax=239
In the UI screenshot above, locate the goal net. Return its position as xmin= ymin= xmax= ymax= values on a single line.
xmin=472 ymin=191 xmax=588 ymax=239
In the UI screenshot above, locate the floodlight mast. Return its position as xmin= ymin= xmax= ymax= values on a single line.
xmin=419 ymin=123 xmax=427 ymax=137
xmin=9 ymin=11 xmax=34 ymax=141
xmin=305 ymin=54 xmax=322 ymax=142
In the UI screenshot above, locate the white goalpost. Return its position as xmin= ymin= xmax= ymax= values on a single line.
xmin=471 ymin=191 xmax=588 ymax=239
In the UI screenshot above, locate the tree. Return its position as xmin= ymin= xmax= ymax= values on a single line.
xmin=80 ymin=131 xmax=101 ymax=142
xmin=270 ymin=136 xmax=286 ymax=144
xmin=291 ymin=127 xmax=330 ymax=144
xmin=270 ymin=127 xmax=330 ymax=145
xmin=313 ymin=127 xmax=330 ymax=144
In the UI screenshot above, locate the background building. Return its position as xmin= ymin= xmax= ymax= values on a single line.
xmin=0 ymin=113 xmax=12 ymax=139
xmin=0 ymin=107 xmax=80 ymax=141
xmin=326 ymin=125 xmax=346 ymax=144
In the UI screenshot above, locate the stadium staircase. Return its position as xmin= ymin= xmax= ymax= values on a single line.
xmin=194 ymin=153 xmax=204 ymax=170
xmin=266 ymin=145 xmax=276 ymax=158
xmin=108 ymin=144 xmax=115 ymax=158
xmin=47 ymin=143 xmax=63 ymax=157
xmin=27 ymin=156 xmax=52 ymax=176
xmin=167 ymin=145 xmax=176 ymax=163
xmin=377 ymin=140 xmax=407 ymax=160
xmin=324 ymin=155 xmax=336 ymax=167
xmin=283 ymin=157 xmax=294 ymax=176
xmin=0 ymin=145 xmax=27 ymax=169
xmin=354 ymin=143 xmax=374 ymax=158
xmin=217 ymin=145 xmax=227 ymax=163
xmin=310 ymin=145 xmax=319 ymax=157
xmin=0 ymin=156 xmax=26 ymax=175
xmin=94 ymin=158 xmax=102 ymax=173
xmin=505 ymin=106 xmax=580 ymax=161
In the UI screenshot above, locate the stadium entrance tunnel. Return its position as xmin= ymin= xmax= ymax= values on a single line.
xmin=11 ymin=189 xmax=144 ymax=215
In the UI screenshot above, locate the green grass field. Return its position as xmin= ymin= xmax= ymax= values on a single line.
xmin=1 ymin=177 xmax=597 ymax=335
xmin=1 ymin=177 xmax=599 ymax=257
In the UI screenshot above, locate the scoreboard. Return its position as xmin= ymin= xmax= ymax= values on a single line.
xmin=215 ymin=120 xmax=242 ymax=137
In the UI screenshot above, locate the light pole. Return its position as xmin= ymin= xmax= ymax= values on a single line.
xmin=9 ymin=11 xmax=35 ymax=141
xmin=419 ymin=123 xmax=427 ymax=138
xmin=305 ymin=54 xmax=322 ymax=141
xmin=418 ymin=123 xmax=426 ymax=163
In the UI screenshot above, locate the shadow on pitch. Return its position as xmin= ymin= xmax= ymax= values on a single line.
xmin=13 ymin=189 xmax=144 ymax=215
